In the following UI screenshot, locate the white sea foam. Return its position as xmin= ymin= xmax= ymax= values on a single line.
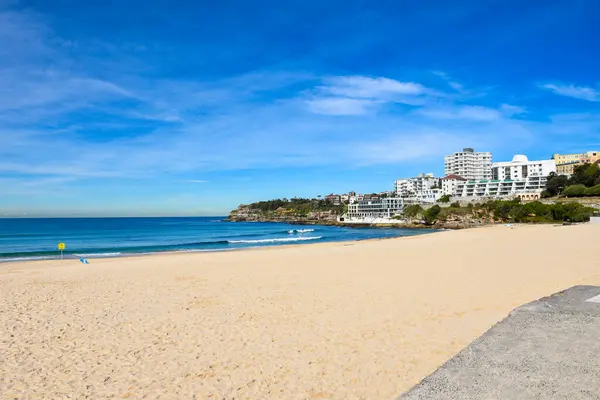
xmin=229 ymin=236 xmax=322 ymax=244
xmin=74 ymin=252 xmax=122 ymax=258
xmin=288 ymin=228 xmax=315 ymax=234
xmin=0 ymin=256 xmax=53 ymax=262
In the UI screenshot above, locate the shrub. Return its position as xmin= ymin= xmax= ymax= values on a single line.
xmin=403 ymin=204 xmax=423 ymax=218
xmin=450 ymin=201 xmax=460 ymax=208
xmin=423 ymin=205 xmax=442 ymax=224
xmin=549 ymin=202 xmax=594 ymax=222
xmin=584 ymin=184 xmax=600 ymax=196
xmin=438 ymin=207 xmax=472 ymax=220
xmin=562 ymin=184 xmax=587 ymax=197
xmin=438 ymin=194 xmax=451 ymax=203
xmin=522 ymin=201 xmax=550 ymax=218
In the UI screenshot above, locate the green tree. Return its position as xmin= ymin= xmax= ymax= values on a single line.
xmin=545 ymin=172 xmax=569 ymax=196
xmin=569 ymin=163 xmax=600 ymax=187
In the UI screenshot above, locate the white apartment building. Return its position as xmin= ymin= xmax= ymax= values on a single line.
xmin=403 ymin=189 xmax=443 ymax=204
xmin=444 ymin=148 xmax=492 ymax=180
xmin=394 ymin=173 xmax=441 ymax=197
xmin=454 ymin=178 xmax=548 ymax=198
xmin=441 ymin=174 xmax=467 ymax=196
xmin=491 ymin=155 xmax=556 ymax=180
xmin=346 ymin=198 xmax=405 ymax=219
xmin=453 ymin=154 xmax=557 ymax=199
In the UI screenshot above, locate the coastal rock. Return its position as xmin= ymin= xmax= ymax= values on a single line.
xmin=228 ymin=204 xmax=490 ymax=230
xmin=228 ymin=205 xmax=340 ymax=224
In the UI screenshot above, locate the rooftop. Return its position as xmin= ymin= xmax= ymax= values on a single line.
xmin=442 ymin=174 xmax=467 ymax=181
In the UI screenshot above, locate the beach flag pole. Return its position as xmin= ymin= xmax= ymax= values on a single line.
xmin=58 ymin=242 xmax=65 ymax=263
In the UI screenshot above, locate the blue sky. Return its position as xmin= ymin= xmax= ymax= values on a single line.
xmin=1 ymin=0 xmax=599 ymax=216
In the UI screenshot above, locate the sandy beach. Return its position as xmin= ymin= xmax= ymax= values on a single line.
xmin=1 ymin=223 xmax=600 ymax=399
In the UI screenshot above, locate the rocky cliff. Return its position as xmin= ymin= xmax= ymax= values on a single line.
xmin=228 ymin=205 xmax=341 ymax=224
xmin=228 ymin=204 xmax=488 ymax=229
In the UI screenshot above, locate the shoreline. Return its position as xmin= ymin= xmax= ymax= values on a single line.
xmin=0 ymin=220 xmax=575 ymax=266
xmin=0 ymin=224 xmax=439 ymax=265
xmin=0 ymin=221 xmax=573 ymax=265
xmin=0 ymin=226 xmax=443 ymax=266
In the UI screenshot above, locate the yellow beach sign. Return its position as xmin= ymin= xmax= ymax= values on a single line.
xmin=58 ymin=242 xmax=65 ymax=261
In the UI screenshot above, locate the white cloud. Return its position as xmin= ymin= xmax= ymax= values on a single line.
xmin=321 ymin=76 xmax=426 ymax=99
xmin=187 ymin=180 xmax=208 ymax=183
xmin=304 ymin=75 xmax=435 ymax=116
xmin=541 ymin=83 xmax=600 ymax=102
xmin=306 ymin=97 xmax=375 ymax=115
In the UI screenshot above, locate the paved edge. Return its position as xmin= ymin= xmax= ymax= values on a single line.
xmin=397 ymin=285 xmax=600 ymax=399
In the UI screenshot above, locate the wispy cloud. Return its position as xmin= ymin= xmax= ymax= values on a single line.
xmin=306 ymin=97 xmax=376 ymax=115
xmin=304 ymin=75 xmax=436 ymax=115
xmin=320 ymin=76 xmax=426 ymax=98
xmin=187 ymin=180 xmax=208 ymax=183
xmin=541 ymin=83 xmax=600 ymax=102
xmin=432 ymin=71 xmax=465 ymax=93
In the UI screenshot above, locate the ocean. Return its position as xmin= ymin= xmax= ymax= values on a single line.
xmin=0 ymin=217 xmax=435 ymax=262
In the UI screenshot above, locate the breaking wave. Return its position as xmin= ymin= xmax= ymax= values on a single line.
xmin=228 ymin=236 xmax=323 ymax=244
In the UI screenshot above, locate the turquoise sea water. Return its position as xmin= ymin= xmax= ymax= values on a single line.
xmin=0 ymin=217 xmax=435 ymax=262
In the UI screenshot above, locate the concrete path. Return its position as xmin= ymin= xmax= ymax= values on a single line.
xmin=399 ymin=286 xmax=600 ymax=399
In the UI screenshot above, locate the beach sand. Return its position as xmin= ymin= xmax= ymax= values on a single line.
xmin=1 ymin=223 xmax=600 ymax=399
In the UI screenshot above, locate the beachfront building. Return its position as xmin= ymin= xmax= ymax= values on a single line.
xmin=395 ymin=173 xmax=441 ymax=197
xmin=441 ymin=174 xmax=467 ymax=196
xmin=444 ymin=148 xmax=492 ymax=180
xmin=394 ymin=173 xmax=442 ymax=204
xmin=406 ymin=189 xmax=443 ymax=204
xmin=491 ymin=155 xmax=556 ymax=180
xmin=453 ymin=154 xmax=556 ymax=200
xmin=553 ymin=151 xmax=600 ymax=175
xmin=346 ymin=197 xmax=405 ymax=219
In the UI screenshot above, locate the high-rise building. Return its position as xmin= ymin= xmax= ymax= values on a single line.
xmin=444 ymin=148 xmax=492 ymax=180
